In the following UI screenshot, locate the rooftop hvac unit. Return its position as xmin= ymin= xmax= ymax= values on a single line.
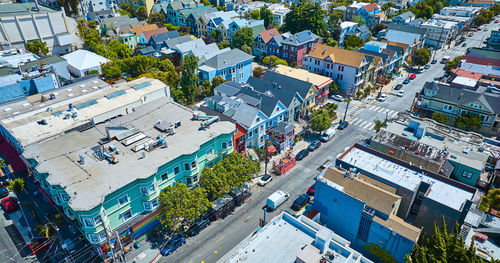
xmin=122 ymin=133 xmax=146 ymax=146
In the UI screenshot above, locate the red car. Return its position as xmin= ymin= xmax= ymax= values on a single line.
xmin=409 ymin=74 xmax=416 ymax=80
xmin=1 ymin=197 xmax=19 ymax=212
xmin=307 ymin=183 xmax=316 ymax=196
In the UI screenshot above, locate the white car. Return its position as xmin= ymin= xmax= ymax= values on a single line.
xmin=258 ymin=174 xmax=273 ymax=186
xmin=397 ymin=90 xmax=406 ymax=97
xmin=378 ymin=94 xmax=388 ymax=102
xmin=331 ymin=95 xmax=344 ymax=102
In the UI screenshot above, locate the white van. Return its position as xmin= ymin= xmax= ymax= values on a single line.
xmin=266 ymin=190 xmax=289 ymax=211
xmin=321 ymin=127 xmax=336 ymax=142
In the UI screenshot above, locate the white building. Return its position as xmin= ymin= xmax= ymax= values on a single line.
xmin=79 ymin=0 xmax=119 ymax=17
xmin=0 ymin=3 xmax=82 ymax=55
xmin=421 ymin=19 xmax=459 ymax=48
xmin=440 ymin=6 xmax=481 ymax=17
xmin=62 ymin=49 xmax=110 ymax=78
xmin=271 ymin=6 xmax=290 ymax=26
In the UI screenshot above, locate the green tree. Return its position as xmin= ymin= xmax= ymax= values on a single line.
xmin=262 ymin=55 xmax=288 ymax=68
xmin=363 ymin=243 xmax=397 ymax=263
xmin=232 ymin=27 xmax=254 ymax=49
xmin=381 ymin=2 xmax=395 ymax=12
xmin=201 ymin=80 xmax=212 ymax=97
xmin=241 ymin=44 xmax=252 ymax=54
xmin=374 ymin=119 xmax=387 ymax=132
xmin=479 ymin=189 xmax=500 ymax=212
xmin=371 ymin=23 xmax=386 ymax=36
xmin=328 ymin=9 xmax=344 ymax=40
xmin=200 ymin=152 xmax=260 ymax=200
xmin=210 ymin=30 xmax=221 ymax=41
xmin=444 ymin=56 xmax=462 ymax=74
xmin=120 ymin=4 xmax=136 ymax=17
xmin=455 ymin=114 xmax=483 ymax=131
xmin=101 ymin=62 xmax=123 ymax=79
xmin=86 ymin=69 xmax=100 ymax=75
xmin=353 ymin=15 xmax=366 ymax=26
xmin=158 ymin=183 xmax=211 ymax=232
xmin=164 ymin=23 xmax=181 ymax=31
xmin=136 ymin=6 xmax=148 ymax=21
xmin=57 ymin=0 xmax=79 ymax=16
xmin=148 ymin=13 xmax=165 ymax=26
xmin=7 ymin=178 xmax=25 ymax=194
xmin=431 ymin=112 xmax=448 ymax=124
xmin=211 ymin=76 xmax=227 ymax=90
xmin=260 ymin=6 xmax=275 ymax=28
xmin=180 ymin=54 xmax=199 ymax=104
xmin=344 ymin=35 xmax=363 ymax=50
xmin=406 ymin=220 xmax=495 ymax=263
xmin=253 ymin=66 xmax=265 ymax=78
xmin=117 ymin=9 xmax=132 ymax=17
xmin=250 ymin=9 xmax=260 ymax=19
xmin=310 ymin=109 xmax=332 ymax=133
xmin=107 ymin=39 xmax=133 ymax=60
xmin=412 ymin=47 xmax=431 ymax=68
xmin=26 ymin=40 xmax=49 ymax=57
xmin=282 ymin=1 xmax=327 ymax=36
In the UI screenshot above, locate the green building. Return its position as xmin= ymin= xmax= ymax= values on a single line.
xmin=119 ymin=33 xmax=139 ymax=50
xmin=0 ymin=76 xmax=235 ymax=256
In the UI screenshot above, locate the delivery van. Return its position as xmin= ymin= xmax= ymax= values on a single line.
xmin=321 ymin=127 xmax=336 ymax=142
xmin=266 ymin=190 xmax=289 ymax=211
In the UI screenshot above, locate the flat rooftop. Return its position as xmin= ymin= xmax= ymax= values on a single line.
xmin=273 ymin=64 xmax=333 ymax=88
xmin=0 ymin=77 xmax=169 ymax=147
xmin=321 ymin=167 xmax=400 ymax=216
xmin=23 ymin=97 xmax=235 ymax=211
xmin=225 ymin=212 xmax=373 ymax=263
xmin=338 ymin=146 xmax=474 ymax=211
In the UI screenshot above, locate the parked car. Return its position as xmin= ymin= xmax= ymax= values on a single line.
xmin=431 ymin=59 xmax=437 ymax=64
xmin=1 ymin=197 xmax=19 ymax=212
xmin=462 ymin=43 xmax=467 ymax=47
xmin=495 ymin=20 xmax=499 ymax=23
xmin=291 ymin=194 xmax=311 ymax=211
xmin=337 ymin=121 xmax=349 ymax=130
xmin=378 ymin=94 xmax=388 ymax=102
xmin=409 ymin=74 xmax=416 ymax=80
xmin=307 ymin=140 xmax=321 ymax=151
xmin=258 ymin=174 xmax=273 ymax=186
xmin=161 ymin=235 xmax=185 ymax=256
xmin=296 ymin=150 xmax=309 ymax=161
xmin=403 ymin=78 xmax=410 ymax=84
xmin=331 ymin=95 xmax=343 ymax=102
xmin=397 ymin=90 xmax=406 ymax=97
xmin=266 ymin=190 xmax=289 ymax=211
xmin=307 ymin=183 xmax=316 ymax=196
xmin=320 ymin=127 xmax=336 ymax=142
xmin=187 ymin=219 xmax=209 ymax=237
xmin=424 ymin=64 xmax=430 ymax=69
xmin=0 ymin=186 xmax=9 ymax=199
xmin=394 ymin=84 xmax=403 ymax=90
xmin=441 ymin=56 xmax=450 ymax=64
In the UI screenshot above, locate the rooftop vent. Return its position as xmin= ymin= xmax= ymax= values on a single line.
xmin=155 ymin=120 xmax=175 ymax=135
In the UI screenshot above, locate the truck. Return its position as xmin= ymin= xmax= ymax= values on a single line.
xmin=266 ymin=190 xmax=289 ymax=211
xmin=321 ymin=127 xmax=336 ymax=142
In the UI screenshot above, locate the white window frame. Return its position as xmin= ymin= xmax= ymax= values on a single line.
xmin=117 ymin=195 xmax=129 ymax=207
xmin=122 ymin=210 xmax=133 ymax=222
xmin=191 ymin=161 xmax=197 ymax=169
xmin=88 ymin=234 xmax=99 ymax=243
xmin=83 ymin=217 xmax=94 ymax=228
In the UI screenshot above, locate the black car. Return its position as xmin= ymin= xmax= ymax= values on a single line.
xmin=431 ymin=59 xmax=437 ymax=64
xmin=0 ymin=186 xmax=8 ymax=199
xmin=337 ymin=121 xmax=349 ymax=130
xmin=296 ymin=149 xmax=309 ymax=160
xmin=187 ymin=219 xmax=209 ymax=237
xmin=291 ymin=194 xmax=311 ymax=211
xmin=394 ymin=84 xmax=403 ymax=90
xmin=307 ymin=140 xmax=321 ymax=152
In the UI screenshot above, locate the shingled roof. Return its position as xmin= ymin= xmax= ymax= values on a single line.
xmin=307 ymin=44 xmax=368 ymax=68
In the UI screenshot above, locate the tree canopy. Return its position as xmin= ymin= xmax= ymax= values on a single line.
xmin=26 ymin=40 xmax=49 ymax=57
xmin=310 ymin=109 xmax=332 ymax=133
xmin=77 ymin=20 xmax=133 ymax=60
xmin=260 ymin=6 xmax=275 ymax=28
xmin=344 ymin=35 xmax=363 ymax=50
xmin=262 ymin=55 xmax=288 ymax=68
xmin=444 ymin=56 xmax=462 ymax=74
xmin=282 ymin=1 xmax=327 ymax=36
xmin=158 ymin=183 xmax=211 ymax=232
xmin=455 ymin=114 xmax=483 ymax=131
xmin=431 ymin=112 xmax=448 ymax=124
xmin=412 ymin=48 xmax=431 ymax=68
xmin=250 ymin=9 xmax=260 ymax=19
xmin=232 ymin=27 xmax=254 ymax=49
xmin=7 ymin=178 xmax=25 ymax=194
xmin=200 ymin=152 xmax=260 ymax=200
xmin=180 ymin=54 xmax=199 ymax=104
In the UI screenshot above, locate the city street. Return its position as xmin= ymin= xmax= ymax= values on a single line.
xmin=160 ymin=19 xmax=500 ymax=263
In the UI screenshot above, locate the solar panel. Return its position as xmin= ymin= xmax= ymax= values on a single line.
xmin=75 ymin=99 xmax=98 ymax=109
xmin=132 ymin=81 xmax=152 ymax=90
xmin=105 ymin=90 xmax=127 ymax=99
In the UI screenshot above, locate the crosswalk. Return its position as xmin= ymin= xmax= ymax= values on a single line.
xmin=446 ymin=49 xmax=466 ymax=57
xmin=366 ymin=105 xmax=399 ymax=118
xmin=350 ymin=118 xmax=376 ymax=131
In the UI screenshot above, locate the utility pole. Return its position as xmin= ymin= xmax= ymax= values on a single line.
xmin=101 ymin=215 xmax=116 ymax=263
xmin=115 ymin=231 xmax=127 ymax=263
xmin=343 ymin=93 xmax=351 ymax=122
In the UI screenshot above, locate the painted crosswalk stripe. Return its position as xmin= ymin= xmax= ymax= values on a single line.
xmin=367 ymin=123 xmax=375 ymax=130
xmin=369 ymin=105 xmax=376 ymax=110
xmin=352 ymin=118 xmax=361 ymax=125
xmin=359 ymin=120 xmax=368 ymax=127
xmin=362 ymin=121 xmax=372 ymax=129
xmin=389 ymin=111 xmax=398 ymax=117
xmin=382 ymin=108 xmax=390 ymax=114
xmin=372 ymin=106 xmax=380 ymax=111
xmin=377 ymin=107 xmax=385 ymax=112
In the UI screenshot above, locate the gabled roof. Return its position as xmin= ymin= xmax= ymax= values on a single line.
xmin=62 ymin=50 xmax=110 ymax=71
xmin=214 ymin=81 xmax=243 ymax=96
xmin=396 ymin=11 xmax=415 ymax=21
xmin=382 ymin=40 xmax=409 ymax=53
xmin=247 ymin=77 xmax=300 ymax=108
xmin=217 ymin=97 xmax=262 ymax=128
xmin=137 ymin=46 xmax=156 ymax=55
xmin=132 ymin=24 xmax=158 ymax=37
xmin=387 ymin=23 xmax=426 ymax=36
xmin=273 ymin=65 xmax=332 ymax=88
xmin=237 ymin=86 xmax=283 ymax=117
xmin=307 ymin=44 xmax=368 ymax=68
xmin=250 ymin=24 xmax=266 ymax=39
xmin=451 ymin=68 xmax=483 ymax=80
xmin=281 ymin=30 xmax=319 ymax=46
xmin=163 ymin=35 xmax=193 ymax=48
xmin=202 ymin=49 xmax=254 ymax=70
xmin=363 ymin=3 xmax=379 ymax=12
xmin=423 ymin=82 xmax=500 ymax=114
xmin=142 ymin=28 xmax=170 ymax=41
xmin=258 ymin=28 xmax=280 ymax=44
xmin=179 ymin=5 xmax=215 ymax=17
xmin=173 ymin=38 xmax=206 ymax=53
xmin=187 ymin=7 xmax=218 ymax=20
xmin=262 ymin=71 xmax=314 ymax=100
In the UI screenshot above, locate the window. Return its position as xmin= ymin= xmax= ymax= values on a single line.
xmin=122 ymin=210 xmax=133 ymax=221
xmin=227 ymin=140 xmax=232 ymax=148
xmin=174 ymin=166 xmax=180 ymax=175
xmin=140 ymin=186 xmax=148 ymax=196
xmin=144 ymin=201 xmax=152 ymax=211
xmin=83 ymin=217 xmax=94 ymax=228
xmin=184 ymin=163 xmax=191 ymax=171
xmin=60 ymin=193 xmax=70 ymax=202
xmin=206 ymin=148 xmax=213 ymax=155
xmin=222 ymin=142 xmax=227 ymax=149
xmin=65 ymin=208 xmax=73 ymax=217
xmin=462 ymin=171 xmax=473 ymax=179
xmin=191 ymin=161 xmax=197 ymax=169
xmin=89 ymin=234 xmax=99 ymax=243
xmin=186 ymin=177 xmax=192 ymax=185
xmin=161 ymin=173 xmax=169 ymax=181
xmin=148 ymin=184 xmax=156 ymax=193
xmin=118 ymin=195 xmax=129 ymax=206
xmin=443 ymin=104 xmax=453 ymax=111
xmin=98 ymin=231 xmax=106 ymax=242
xmin=94 ymin=215 xmax=102 ymax=226
xmin=151 ymin=198 xmax=159 ymax=208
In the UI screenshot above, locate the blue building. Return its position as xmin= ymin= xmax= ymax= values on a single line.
xmin=487 ymin=30 xmax=499 ymax=50
xmin=198 ymin=49 xmax=254 ymax=83
xmin=313 ymin=166 xmax=421 ymax=263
